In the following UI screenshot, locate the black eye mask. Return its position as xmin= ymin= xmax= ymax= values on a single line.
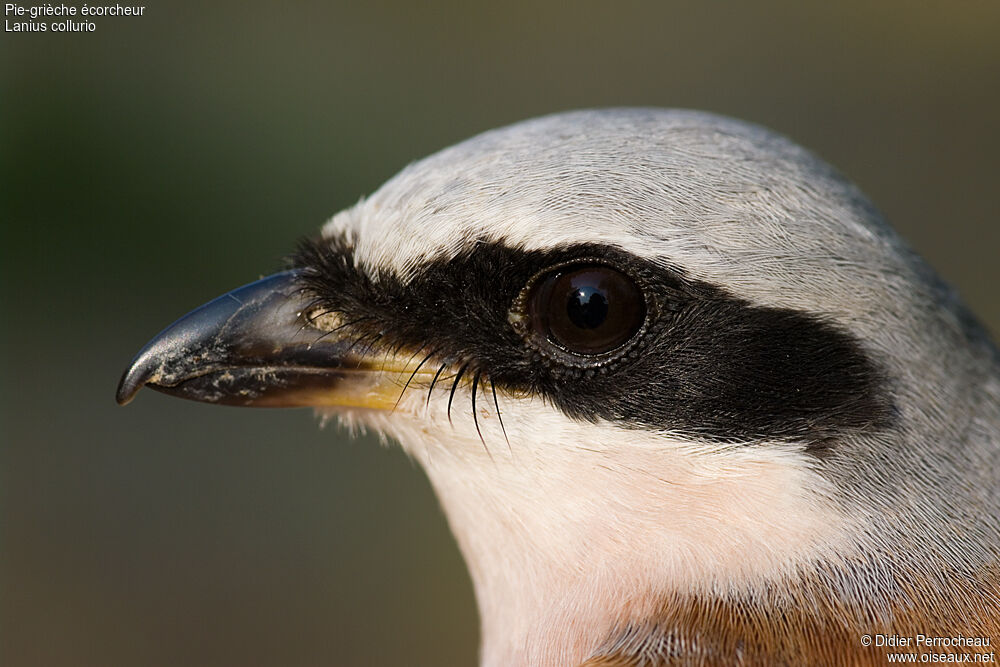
xmin=292 ymin=235 xmax=894 ymax=451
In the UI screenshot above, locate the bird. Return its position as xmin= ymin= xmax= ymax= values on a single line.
xmin=116 ymin=108 xmax=1000 ymax=666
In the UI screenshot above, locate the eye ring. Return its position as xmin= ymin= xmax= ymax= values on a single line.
xmin=509 ymin=259 xmax=652 ymax=368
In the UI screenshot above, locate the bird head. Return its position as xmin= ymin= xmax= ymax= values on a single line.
xmin=117 ymin=109 xmax=1000 ymax=666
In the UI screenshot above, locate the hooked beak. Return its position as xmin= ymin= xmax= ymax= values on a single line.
xmin=116 ymin=271 xmax=424 ymax=410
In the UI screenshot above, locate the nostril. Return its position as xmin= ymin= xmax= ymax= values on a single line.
xmin=304 ymin=307 xmax=347 ymax=332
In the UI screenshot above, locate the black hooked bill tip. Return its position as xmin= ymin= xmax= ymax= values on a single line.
xmin=115 ymin=270 xmax=350 ymax=407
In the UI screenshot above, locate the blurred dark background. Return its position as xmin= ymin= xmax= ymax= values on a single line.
xmin=2 ymin=2 xmax=998 ymax=665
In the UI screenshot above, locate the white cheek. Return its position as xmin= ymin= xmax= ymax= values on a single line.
xmin=331 ymin=381 xmax=850 ymax=585
xmin=322 ymin=383 xmax=854 ymax=665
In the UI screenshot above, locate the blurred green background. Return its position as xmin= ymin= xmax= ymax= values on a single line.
xmin=2 ymin=2 xmax=998 ymax=665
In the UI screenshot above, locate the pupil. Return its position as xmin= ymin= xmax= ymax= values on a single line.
xmin=567 ymin=286 xmax=608 ymax=329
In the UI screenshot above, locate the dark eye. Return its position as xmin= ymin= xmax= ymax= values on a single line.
xmin=528 ymin=265 xmax=646 ymax=356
